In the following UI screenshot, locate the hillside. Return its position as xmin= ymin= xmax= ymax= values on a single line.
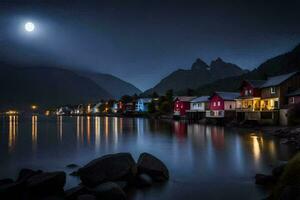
xmin=144 ymin=57 xmax=246 ymax=95
xmin=196 ymin=43 xmax=300 ymax=95
xmin=0 ymin=64 xmax=112 ymax=110
xmin=77 ymin=71 xmax=142 ymax=99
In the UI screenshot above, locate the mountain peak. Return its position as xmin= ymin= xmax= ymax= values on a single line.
xmin=191 ymin=58 xmax=209 ymax=70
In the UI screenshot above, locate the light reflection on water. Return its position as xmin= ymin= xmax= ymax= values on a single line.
xmin=0 ymin=116 xmax=295 ymax=200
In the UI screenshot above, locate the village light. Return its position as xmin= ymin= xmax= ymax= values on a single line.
xmin=31 ymin=105 xmax=37 ymax=110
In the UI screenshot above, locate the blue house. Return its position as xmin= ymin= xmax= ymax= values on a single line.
xmin=135 ymin=98 xmax=152 ymax=112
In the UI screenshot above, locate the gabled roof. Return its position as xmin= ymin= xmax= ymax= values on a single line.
xmin=212 ymin=92 xmax=240 ymax=100
xmin=191 ymin=96 xmax=210 ymax=103
xmin=245 ymin=80 xmax=266 ymax=88
xmin=137 ymin=98 xmax=152 ymax=103
xmin=287 ymin=89 xmax=300 ymax=97
xmin=260 ymin=71 xmax=299 ymax=88
xmin=174 ymin=96 xmax=196 ymax=102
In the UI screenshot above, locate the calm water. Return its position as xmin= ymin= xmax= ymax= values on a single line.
xmin=0 ymin=115 xmax=295 ymax=199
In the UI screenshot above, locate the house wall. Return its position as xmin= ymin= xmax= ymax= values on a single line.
xmin=289 ymin=96 xmax=300 ymax=104
xmin=190 ymin=102 xmax=206 ymax=111
xmin=174 ymin=100 xmax=191 ymax=116
xmin=241 ymin=82 xmax=261 ymax=97
xmin=209 ymin=95 xmax=224 ymax=110
xmin=224 ymin=101 xmax=236 ymax=110
xmin=261 ymin=73 xmax=300 ymax=107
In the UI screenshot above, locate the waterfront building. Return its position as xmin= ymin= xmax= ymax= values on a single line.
xmin=206 ymin=92 xmax=239 ymax=119
xmin=186 ymin=96 xmax=210 ymax=120
xmin=236 ymin=71 xmax=300 ymax=124
xmin=135 ymin=98 xmax=152 ymax=112
xmin=173 ymin=96 xmax=196 ymax=117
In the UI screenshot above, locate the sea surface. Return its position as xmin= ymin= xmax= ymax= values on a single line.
xmin=0 ymin=115 xmax=295 ymax=199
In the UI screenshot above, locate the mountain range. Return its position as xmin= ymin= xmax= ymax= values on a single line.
xmin=0 ymin=63 xmax=141 ymax=110
xmin=144 ymin=57 xmax=248 ymax=95
xmin=144 ymin=43 xmax=300 ymax=96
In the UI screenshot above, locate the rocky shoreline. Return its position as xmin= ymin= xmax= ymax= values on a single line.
xmin=0 ymin=152 xmax=169 ymax=200
xmin=261 ymin=126 xmax=300 ymax=150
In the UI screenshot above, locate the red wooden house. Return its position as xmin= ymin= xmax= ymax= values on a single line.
xmin=206 ymin=92 xmax=239 ymax=118
xmin=173 ymin=96 xmax=196 ymax=117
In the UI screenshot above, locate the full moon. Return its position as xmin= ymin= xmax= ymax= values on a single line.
xmin=25 ymin=22 xmax=35 ymax=32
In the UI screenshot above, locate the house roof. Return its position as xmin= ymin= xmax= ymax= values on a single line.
xmin=174 ymin=96 xmax=196 ymax=102
xmin=245 ymin=80 xmax=266 ymax=88
xmin=287 ymin=89 xmax=300 ymax=97
xmin=191 ymin=96 xmax=210 ymax=103
xmin=213 ymin=92 xmax=240 ymax=100
xmin=260 ymin=71 xmax=299 ymax=88
xmin=138 ymin=98 xmax=152 ymax=103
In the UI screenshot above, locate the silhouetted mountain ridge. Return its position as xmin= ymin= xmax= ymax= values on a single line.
xmin=144 ymin=57 xmax=246 ymax=95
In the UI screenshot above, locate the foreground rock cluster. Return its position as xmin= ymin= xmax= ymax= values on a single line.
xmin=255 ymin=152 xmax=300 ymax=199
xmin=0 ymin=152 xmax=169 ymax=200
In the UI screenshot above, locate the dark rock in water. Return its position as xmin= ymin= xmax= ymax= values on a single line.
xmin=70 ymin=171 xmax=80 ymax=177
xmin=78 ymin=153 xmax=137 ymax=187
xmin=137 ymin=153 xmax=169 ymax=181
xmin=113 ymin=181 xmax=128 ymax=190
xmin=65 ymin=185 xmax=89 ymax=200
xmin=136 ymin=174 xmax=153 ymax=187
xmin=17 ymin=168 xmax=43 ymax=183
xmin=0 ymin=178 xmax=14 ymax=186
xmin=272 ymin=164 xmax=286 ymax=179
xmin=255 ymin=174 xmax=276 ymax=185
xmin=280 ymin=185 xmax=300 ymax=200
xmin=77 ymin=194 xmax=97 ymax=200
xmin=0 ymin=181 xmax=23 ymax=199
xmin=90 ymin=182 xmax=126 ymax=200
xmin=67 ymin=164 xmax=80 ymax=169
xmin=26 ymin=171 xmax=66 ymax=197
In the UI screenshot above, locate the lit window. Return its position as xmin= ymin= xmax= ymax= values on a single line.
xmin=245 ymin=90 xmax=248 ymax=95
xmin=290 ymin=97 xmax=295 ymax=104
xmin=217 ymin=101 xmax=221 ymax=106
xmin=213 ymin=102 xmax=216 ymax=106
xmin=249 ymin=89 xmax=252 ymax=94
xmin=271 ymin=87 xmax=276 ymax=94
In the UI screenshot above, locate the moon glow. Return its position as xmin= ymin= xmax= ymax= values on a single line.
xmin=25 ymin=22 xmax=35 ymax=32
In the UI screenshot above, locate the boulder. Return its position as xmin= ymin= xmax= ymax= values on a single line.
xmin=255 ymin=174 xmax=276 ymax=185
xmin=65 ymin=185 xmax=89 ymax=200
xmin=26 ymin=171 xmax=66 ymax=197
xmin=78 ymin=153 xmax=137 ymax=186
xmin=136 ymin=174 xmax=153 ymax=187
xmin=17 ymin=168 xmax=43 ymax=183
xmin=137 ymin=153 xmax=169 ymax=181
xmin=90 ymin=182 xmax=126 ymax=200
xmin=0 ymin=181 xmax=23 ymax=199
xmin=113 ymin=181 xmax=128 ymax=190
xmin=77 ymin=194 xmax=97 ymax=200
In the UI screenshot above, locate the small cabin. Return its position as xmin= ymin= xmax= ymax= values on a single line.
xmin=173 ymin=96 xmax=196 ymax=117
xmin=206 ymin=92 xmax=239 ymax=118
xmin=186 ymin=96 xmax=210 ymax=120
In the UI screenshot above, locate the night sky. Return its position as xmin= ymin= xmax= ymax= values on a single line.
xmin=0 ymin=0 xmax=299 ymax=91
